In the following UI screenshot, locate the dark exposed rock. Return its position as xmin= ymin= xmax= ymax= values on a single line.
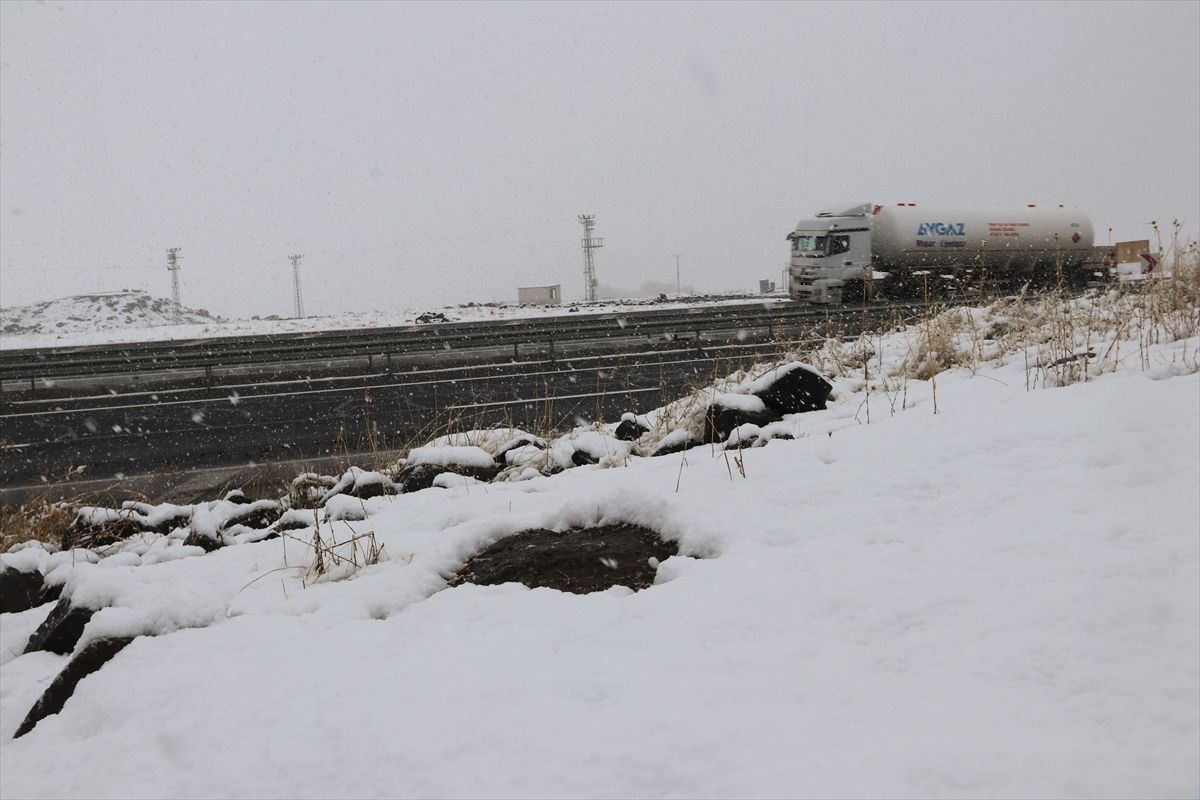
xmin=1 ymin=566 xmax=32 ymax=614
xmin=20 ymin=568 xmax=47 ymax=608
xmin=349 ymin=476 xmax=396 ymax=500
xmin=14 ymin=637 xmax=135 ymax=739
xmin=494 ymin=435 xmax=544 ymax=459
xmin=395 ymin=463 xmax=449 ymax=493
xmin=415 ymin=311 xmax=448 ymax=324
xmin=219 ymin=501 xmax=281 ymax=531
xmin=725 ymin=432 xmax=760 ymax=449
xmin=183 ymin=530 xmax=223 ymax=553
xmin=451 ymin=524 xmax=680 ymax=594
xmin=276 ymin=515 xmax=314 ymax=532
xmin=614 ymin=418 xmax=649 ymax=442
xmin=138 ymin=509 xmax=193 ymax=536
xmin=702 ymin=405 xmax=779 ymax=444
xmin=395 ymin=460 xmax=500 ymax=492
xmin=352 ymin=480 xmax=387 ymax=500
xmin=24 ymin=598 xmax=96 ymax=655
xmin=751 ymin=364 xmax=832 ymax=415
xmin=460 ymin=462 xmax=502 ymax=482
xmin=571 ymin=449 xmax=598 ymax=467
xmin=645 ymin=436 xmax=698 ymax=458
xmin=40 ymin=581 xmax=63 ymax=606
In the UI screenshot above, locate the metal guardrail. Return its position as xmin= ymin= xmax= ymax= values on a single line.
xmin=0 ymin=300 xmax=934 ymax=383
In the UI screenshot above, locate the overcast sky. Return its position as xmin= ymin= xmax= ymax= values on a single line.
xmin=2 ymin=1 xmax=1197 ymax=318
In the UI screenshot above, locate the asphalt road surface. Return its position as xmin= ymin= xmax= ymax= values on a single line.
xmin=1 ymin=339 xmax=788 ymax=489
xmin=2 ymin=297 xmax=936 ymax=503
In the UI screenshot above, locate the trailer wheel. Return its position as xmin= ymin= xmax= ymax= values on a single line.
xmin=1063 ymin=266 xmax=1089 ymax=291
xmin=879 ymin=272 xmax=916 ymax=300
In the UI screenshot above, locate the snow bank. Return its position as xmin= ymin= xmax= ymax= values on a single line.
xmin=1 ymin=324 xmax=1196 ymax=797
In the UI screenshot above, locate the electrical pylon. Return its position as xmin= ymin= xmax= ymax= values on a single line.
xmin=579 ymin=216 xmax=603 ymax=302
xmin=166 ymin=248 xmax=182 ymax=324
xmin=288 ymin=254 xmax=305 ymax=318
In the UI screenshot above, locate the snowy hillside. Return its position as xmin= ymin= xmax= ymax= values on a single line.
xmin=1 ymin=292 xmax=1197 ymax=798
xmin=0 ymin=290 xmax=220 ymax=341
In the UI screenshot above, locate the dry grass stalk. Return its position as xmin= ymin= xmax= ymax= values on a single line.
xmin=282 ymin=519 xmax=386 ymax=586
xmin=1 ymin=466 xmax=180 ymax=553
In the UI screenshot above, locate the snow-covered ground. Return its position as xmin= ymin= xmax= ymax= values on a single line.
xmin=0 ymin=290 xmax=785 ymax=350
xmin=2 ymin=302 xmax=1197 ymax=797
xmin=0 ymin=290 xmax=221 ymax=341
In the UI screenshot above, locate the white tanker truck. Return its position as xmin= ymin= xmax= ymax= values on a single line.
xmin=787 ymin=203 xmax=1101 ymax=303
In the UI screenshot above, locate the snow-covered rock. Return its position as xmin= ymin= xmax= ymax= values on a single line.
xmin=405 ymin=445 xmax=497 ymax=470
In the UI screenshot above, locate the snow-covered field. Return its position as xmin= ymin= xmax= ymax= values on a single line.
xmin=0 ymin=290 xmax=783 ymax=350
xmin=2 ymin=296 xmax=1197 ymax=797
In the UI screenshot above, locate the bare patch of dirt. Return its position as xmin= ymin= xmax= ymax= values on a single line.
xmin=451 ymin=523 xmax=678 ymax=594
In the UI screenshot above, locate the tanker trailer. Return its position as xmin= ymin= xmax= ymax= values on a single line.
xmin=787 ymin=203 xmax=1095 ymax=303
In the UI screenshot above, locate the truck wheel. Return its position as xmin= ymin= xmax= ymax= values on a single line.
xmin=878 ymin=272 xmax=903 ymax=300
xmin=842 ymin=280 xmax=866 ymax=304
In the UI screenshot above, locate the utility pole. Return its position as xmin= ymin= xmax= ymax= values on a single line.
xmin=288 ymin=254 xmax=305 ymax=318
xmin=579 ymin=215 xmax=603 ymax=302
xmin=166 ymin=248 xmax=182 ymax=325
xmin=674 ymin=254 xmax=683 ymax=294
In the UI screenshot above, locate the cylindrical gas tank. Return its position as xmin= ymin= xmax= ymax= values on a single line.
xmin=869 ymin=205 xmax=1094 ymax=271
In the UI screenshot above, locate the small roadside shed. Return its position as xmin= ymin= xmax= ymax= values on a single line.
xmin=518 ymin=285 xmax=561 ymax=305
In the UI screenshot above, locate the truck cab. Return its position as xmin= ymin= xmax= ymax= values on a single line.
xmin=787 ymin=203 xmax=874 ymax=303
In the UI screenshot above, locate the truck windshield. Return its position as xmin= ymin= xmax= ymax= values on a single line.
xmin=791 ymin=235 xmax=826 ymax=255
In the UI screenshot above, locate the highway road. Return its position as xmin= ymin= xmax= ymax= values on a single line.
xmin=1 ymin=297 xmax=954 ymax=498
xmin=1 ymin=339 xmax=789 ymax=487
